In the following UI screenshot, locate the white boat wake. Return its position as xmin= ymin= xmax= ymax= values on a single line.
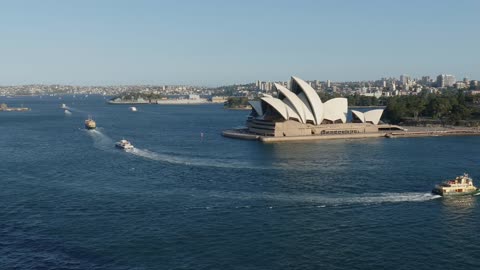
xmin=85 ymin=129 xmax=115 ymax=152
xmin=129 ymin=148 xmax=269 ymax=169
xmin=199 ymin=190 xmax=442 ymax=207
xmin=63 ymin=105 xmax=88 ymax=114
xmin=84 ymin=130 xmax=268 ymax=169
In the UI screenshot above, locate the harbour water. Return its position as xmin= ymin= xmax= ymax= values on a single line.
xmin=1 ymin=95 xmax=480 ymax=269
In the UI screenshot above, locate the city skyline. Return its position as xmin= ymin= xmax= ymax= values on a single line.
xmin=1 ymin=0 xmax=479 ymax=86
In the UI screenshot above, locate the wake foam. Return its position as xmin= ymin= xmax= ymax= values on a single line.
xmin=83 ymin=130 xmax=268 ymax=169
xmin=129 ymin=148 xmax=268 ymax=169
xmin=276 ymin=192 xmax=441 ymax=206
xmin=203 ymin=190 xmax=441 ymax=207
xmin=130 ymin=148 xmax=194 ymax=165
xmin=85 ymin=129 xmax=115 ymax=152
xmin=63 ymin=105 xmax=88 ymax=114
xmin=326 ymin=192 xmax=442 ymax=205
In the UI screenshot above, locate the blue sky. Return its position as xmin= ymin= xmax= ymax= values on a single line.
xmin=0 ymin=0 xmax=479 ymax=86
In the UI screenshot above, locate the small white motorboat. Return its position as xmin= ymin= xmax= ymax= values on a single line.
xmin=115 ymin=139 xmax=134 ymax=150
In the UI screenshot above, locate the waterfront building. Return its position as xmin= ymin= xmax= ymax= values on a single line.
xmin=211 ymin=96 xmax=228 ymax=103
xmin=242 ymin=76 xmax=403 ymax=137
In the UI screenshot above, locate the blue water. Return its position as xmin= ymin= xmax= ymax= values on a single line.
xmin=1 ymin=95 xmax=480 ymax=269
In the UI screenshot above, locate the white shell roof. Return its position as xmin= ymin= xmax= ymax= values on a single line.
xmin=291 ymin=76 xmax=324 ymax=125
xmin=274 ymin=83 xmax=315 ymax=124
xmin=248 ymin=100 xmax=263 ymax=116
xmin=261 ymin=97 xmax=301 ymax=122
xmin=351 ymin=110 xmax=365 ymax=123
xmin=351 ymin=109 xmax=384 ymax=125
xmin=252 ymin=76 xmax=383 ymax=126
xmin=323 ymin=98 xmax=348 ymax=123
xmin=364 ymin=109 xmax=384 ymax=125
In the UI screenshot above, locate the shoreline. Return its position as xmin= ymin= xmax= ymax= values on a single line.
xmin=107 ymin=100 xmax=218 ymax=105
xmin=222 ymin=127 xmax=480 ymax=143
xmin=348 ymin=105 xmax=386 ymax=109
xmin=224 ymin=107 xmax=251 ymax=110
xmin=0 ymin=108 xmax=30 ymax=112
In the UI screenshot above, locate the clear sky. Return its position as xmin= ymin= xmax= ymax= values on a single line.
xmin=1 ymin=0 xmax=479 ymax=86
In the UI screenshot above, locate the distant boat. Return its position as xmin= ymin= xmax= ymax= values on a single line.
xmin=84 ymin=116 xmax=96 ymax=130
xmin=115 ymin=139 xmax=134 ymax=150
xmin=61 ymin=103 xmax=67 ymax=109
xmin=129 ymin=106 xmax=137 ymax=112
xmin=64 ymin=109 xmax=72 ymax=115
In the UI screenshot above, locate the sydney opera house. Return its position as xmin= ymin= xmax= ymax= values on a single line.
xmin=224 ymin=76 xmax=404 ymax=141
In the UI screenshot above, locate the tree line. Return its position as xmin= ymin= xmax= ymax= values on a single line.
xmin=321 ymin=91 xmax=479 ymax=125
xmin=224 ymin=97 xmax=250 ymax=108
xmin=382 ymin=91 xmax=478 ymax=125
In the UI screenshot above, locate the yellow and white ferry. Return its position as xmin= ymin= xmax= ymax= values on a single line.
xmin=84 ymin=117 xmax=96 ymax=130
xmin=432 ymin=173 xmax=480 ymax=196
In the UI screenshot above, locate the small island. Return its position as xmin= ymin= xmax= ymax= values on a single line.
xmin=224 ymin=97 xmax=252 ymax=110
xmin=108 ymin=92 xmax=161 ymax=104
xmin=0 ymin=103 xmax=30 ymax=112
xmin=108 ymin=92 xmax=210 ymax=105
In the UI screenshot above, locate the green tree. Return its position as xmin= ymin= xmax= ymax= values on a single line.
xmin=406 ymin=95 xmax=426 ymax=120
xmin=448 ymin=104 xmax=471 ymax=124
xmin=383 ymin=97 xmax=407 ymax=124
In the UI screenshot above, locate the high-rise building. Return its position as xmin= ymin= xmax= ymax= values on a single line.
xmin=436 ymin=74 xmax=456 ymax=87
xmin=266 ymin=82 xmax=272 ymax=92
xmin=421 ymin=76 xmax=431 ymax=85
xmin=400 ymin=74 xmax=410 ymax=85
xmin=327 ymin=80 xmax=331 ymax=88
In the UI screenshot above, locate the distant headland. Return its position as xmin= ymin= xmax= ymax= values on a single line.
xmin=108 ymin=92 xmax=227 ymax=105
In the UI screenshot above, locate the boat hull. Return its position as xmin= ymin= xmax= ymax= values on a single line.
xmin=432 ymin=188 xmax=480 ymax=196
xmin=115 ymin=144 xmax=134 ymax=150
